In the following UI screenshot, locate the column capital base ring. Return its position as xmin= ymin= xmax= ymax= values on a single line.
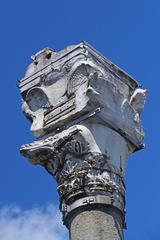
xmin=60 ymin=194 xmax=126 ymax=228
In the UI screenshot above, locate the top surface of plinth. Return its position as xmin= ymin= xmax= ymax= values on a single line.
xmin=18 ymin=41 xmax=138 ymax=94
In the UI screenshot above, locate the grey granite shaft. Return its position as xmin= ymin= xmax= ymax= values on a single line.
xmin=69 ymin=208 xmax=123 ymax=240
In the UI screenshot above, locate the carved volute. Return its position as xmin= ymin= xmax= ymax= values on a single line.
xmin=18 ymin=42 xmax=147 ymax=237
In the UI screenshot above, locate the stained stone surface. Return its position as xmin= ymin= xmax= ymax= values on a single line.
xmin=69 ymin=208 xmax=123 ymax=240
xmin=18 ymin=42 xmax=147 ymax=240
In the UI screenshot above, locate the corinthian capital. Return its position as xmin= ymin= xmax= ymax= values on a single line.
xmin=18 ymin=42 xmax=147 ymax=230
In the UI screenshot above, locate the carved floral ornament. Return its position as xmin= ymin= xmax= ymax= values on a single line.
xmin=19 ymin=42 xmax=147 ymax=226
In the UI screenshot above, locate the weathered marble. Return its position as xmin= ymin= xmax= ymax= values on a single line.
xmin=18 ymin=42 xmax=147 ymax=240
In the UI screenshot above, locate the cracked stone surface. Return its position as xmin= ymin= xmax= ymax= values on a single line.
xmin=18 ymin=42 xmax=147 ymax=240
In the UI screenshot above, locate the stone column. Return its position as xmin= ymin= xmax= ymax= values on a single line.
xmin=18 ymin=42 xmax=147 ymax=240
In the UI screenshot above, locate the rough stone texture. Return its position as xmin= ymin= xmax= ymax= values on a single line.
xmin=69 ymin=208 xmax=123 ymax=240
xmin=18 ymin=42 xmax=147 ymax=240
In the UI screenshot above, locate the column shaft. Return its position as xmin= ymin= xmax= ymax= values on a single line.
xmin=69 ymin=208 xmax=123 ymax=240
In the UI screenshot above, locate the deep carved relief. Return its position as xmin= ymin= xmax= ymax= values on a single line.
xmin=20 ymin=125 xmax=125 ymax=213
xmin=19 ymin=42 xmax=147 ymax=226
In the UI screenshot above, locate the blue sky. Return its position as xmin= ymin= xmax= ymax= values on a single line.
xmin=0 ymin=0 xmax=159 ymax=239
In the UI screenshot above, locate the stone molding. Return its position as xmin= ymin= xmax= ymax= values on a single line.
xmin=21 ymin=125 xmax=125 ymax=215
xmin=19 ymin=42 xmax=147 ymax=228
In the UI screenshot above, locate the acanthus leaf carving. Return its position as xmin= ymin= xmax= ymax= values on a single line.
xmin=20 ymin=125 xmax=125 ymax=212
xmin=19 ymin=42 xmax=147 ymax=226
